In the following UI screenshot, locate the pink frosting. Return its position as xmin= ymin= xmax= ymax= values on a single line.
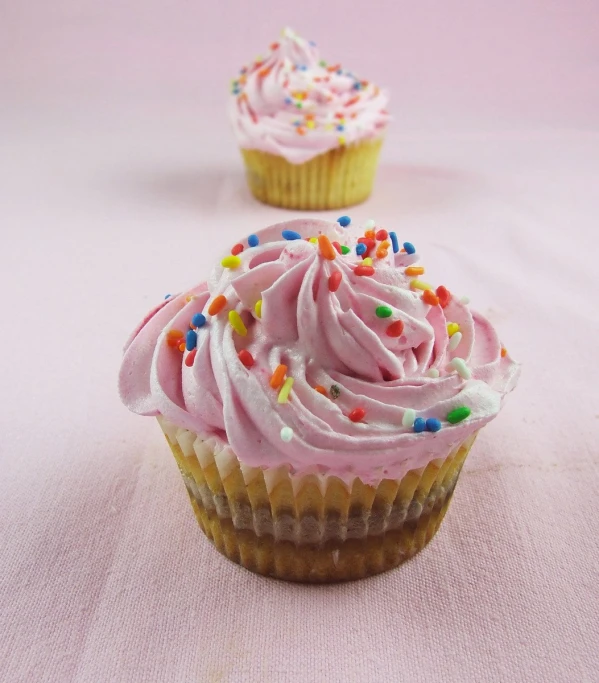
xmin=119 ymin=219 xmax=520 ymax=484
xmin=228 ymin=28 xmax=390 ymax=164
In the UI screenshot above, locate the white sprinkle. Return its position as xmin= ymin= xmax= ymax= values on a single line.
xmin=448 ymin=331 xmax=463 ymax=351
xmin=427 ymin=368 xmax=440 ymax=378
xmin=448 ymin=358 xmax=471 ymax=380
xmin=460 ymin=296 xmax=470 ymax=304
xmin=280 ymin=426 xmax=294 ymax=442
xmin=402 ymin=408 xmax=416 ymax=427
xmin=364 ymin=219 xmax=376 ymax=230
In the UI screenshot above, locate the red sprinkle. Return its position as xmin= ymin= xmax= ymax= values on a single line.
xmin=436 ymin=286 xmax=451 ymax=308
xmin=422 ymin=290 xmax=440 ymax=306
xmin=332 ymin=241 xmax=342 ymax=255
xmin=355 ymin=265 xmax=375 ymax=277
xmin=231 ymin=243 xmax=244 ymax=256
xmin=375 ymin=229 xmax=388 ymax=241
xmin=386 ymin=320 xmax=405 ymax=337
xmin=357 ymin=237 xmax=376 ymax=255
xmin=185 ymin=348 xmax=197 ymax=367
xmin=238 ymin=349 xmax=254 ymax=368
xmin=328 ymin=271 xmax=342 ymax=292
xmin=349 ymin=407 xmax=366 ymax=422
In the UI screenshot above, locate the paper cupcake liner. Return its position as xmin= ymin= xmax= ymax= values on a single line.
xmin=240 ymin=138 xmax=383 ymax=210
xmin=157 ymin=417 xmax=477 ymax=582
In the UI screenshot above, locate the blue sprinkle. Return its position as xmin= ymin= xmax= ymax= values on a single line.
xmin=426 ymin=418 xmax=442 ymax=433
xmin=192 ymin=313 xmax=206 ymax=328
xmin=356 ymin=243 xmax=367 ymax=256
xmin=337 ymin=215 xmax=351 ymax=227
xmin=353 ymin=82 xmax=362 ymax=90
xmin=389 ymin=232 xmax=399 ymax=253
xmin=248 ymin=234 xmax=259 ymax=247
xmin=298 ymin=64 xmax=308 ymax=71
xmin=336 ymin=125 xmax=345 ymax=132
xmin=309 ymin=40 xmax=317 ymax=46
xmin=403 ymin=242 xmax=416 ymax=255
xmin=284 ymin=97 xmax=293 ymax=105
xmin=232 ymin=88 xmax=240 ymax=95
xmin=293 ymin=120 xmax=301 ymax=127
xmin=336 ymin=69 xmax=343 ymax=75
xmin=413 ymin=417 xmax=426 ymax=433
xmin=186 ymin=329 xmax=198 ymax=351
xmin=282 ymin=230 xmax=302 ymax=240
xmin=164 ymin=293 xmax=171 ymax=299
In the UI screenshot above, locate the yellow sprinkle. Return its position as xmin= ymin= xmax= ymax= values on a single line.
xmin=338 ymin=136 xmax=346 ymax=145
xmin=309 ymin=237 xmax=318 ymax=244
xmin=362 ymin=257 xmax=373 ymax=266
xmin=221 ymin=255 xmax=242 ymax=269
xmin=306 ymin=120 xmax=315 ymax=129
xmin=228 ymin=310 xmax=247 ymax=336
xmin=254 ymin=299 xmax=262 ymax=318
xmin=325 ymin=123 xmax=334 ymax=131
xmin=277 ymin=377 xmax=295 ymax=404
xmin=447 ymin=322 xmax=460 ymax=337
xmin=410 ymin=280 xmax=433 ymax=291
xmin=185 ymin=294 xmax=197 ymax=302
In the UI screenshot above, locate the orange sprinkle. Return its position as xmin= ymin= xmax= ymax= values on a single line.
xmin=305 ymin=112 xmax=315 ymax=120
xmin=400 ymin=248 xmax=406 ymax=253
xmin=501 ymin=347 xmax=507 ymax=357
xmin=327 ymin=63 xmax=341 ymax=72
xmin=379 ymin=240 xmax=390 ymax=249
xmin=318 ymin=234 xmax=336 ymax=260
xmin=269 ymin=364 xmax=288 ymax=389
xmin=258 ymin=67 xmax=272 ymax=78
xmin=423 ymin=290 xmax=440 ymax=306
xmin=405 ymin=266 xmax=425 ymax=276
xmin=364 ymin=230 xmax=376 ymax=240
xmin=178 ymin=342 xmax=186 ymax=352
xmin=314 ymin=385 xmax=327 ymax=396
xmin=296 ymin=126 xmax=306 ymax=135
xmin=167 ymin=329 xmax=184 ymax=339
xmin=376 ymin=247 xmax=388 ymax=259
xmin=344 ymin=95 xmax=360 ymax=107
xmin=208 ymin=295 xmax=227 ymax=316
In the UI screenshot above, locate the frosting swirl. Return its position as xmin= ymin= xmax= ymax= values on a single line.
xmin=228 ymin=28 xmax=390 ymax=164
xmin=119 ymin=219 xmax=520 ymax=484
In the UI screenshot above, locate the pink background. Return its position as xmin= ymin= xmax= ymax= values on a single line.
xmin=1 ymin=1 xmax=599 ymax=681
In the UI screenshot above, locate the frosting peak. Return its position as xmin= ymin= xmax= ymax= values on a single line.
xmin=228 ymin=29 xmax=390 ymax=164
xmin=119 ymin=219 xmax=520 ymax=484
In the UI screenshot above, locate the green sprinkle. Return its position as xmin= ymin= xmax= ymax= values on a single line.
xmin=296 ymin=102 xmax=303 ymax=109
xmin=375 ymin=305 xmax=393 ymax=318
xmin=341 ymin=245 xmax=350 ymax=255
xmin=330 ymin=384 xmax=340 ymax=400
xmin=446 ymin=406 xmax=471 ymax=424
xmin=319 ymin=60 xmax=327 ymax=67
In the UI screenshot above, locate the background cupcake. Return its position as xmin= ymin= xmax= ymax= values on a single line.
xmin=119 ymin=217 xmax=520 ymax=582
xmin=229 ymin=28 xmax=390 ymax=209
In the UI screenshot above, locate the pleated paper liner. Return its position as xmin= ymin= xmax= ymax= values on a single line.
xmin=157 ymin=417 xmax=477 ymax=582
xmin=240 ymin=138 xmax=383 ymax=210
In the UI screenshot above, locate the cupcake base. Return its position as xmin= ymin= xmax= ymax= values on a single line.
xmin=158 ymin=418 xmax=476 ymax=582
xmin=240 ymin=138 xmax=383 ymax=210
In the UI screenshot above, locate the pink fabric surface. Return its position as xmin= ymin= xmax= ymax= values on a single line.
xmin=2 ymin=1 xmax=599 ymax=681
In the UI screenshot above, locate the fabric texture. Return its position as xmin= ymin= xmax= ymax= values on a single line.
xmin=1 ymin=1 xmax=599 ymax=681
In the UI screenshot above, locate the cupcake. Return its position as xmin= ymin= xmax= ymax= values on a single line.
xmin=118 ymin=218 xmax=520 ymax=582
xmin=228 ymin=28 xmax=390 ymax=210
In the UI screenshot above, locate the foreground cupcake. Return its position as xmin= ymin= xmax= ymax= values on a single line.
xmin=228 ymin=28 xmax=390 ymax=210
xmin=119 ymin=218 xmax=519 ymax=582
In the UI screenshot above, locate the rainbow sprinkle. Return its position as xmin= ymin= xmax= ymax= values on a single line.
xmin=277 ymin=377 xmax=295 ymax=404
xmin=228 ymin=310 xmax=247 ymax=336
